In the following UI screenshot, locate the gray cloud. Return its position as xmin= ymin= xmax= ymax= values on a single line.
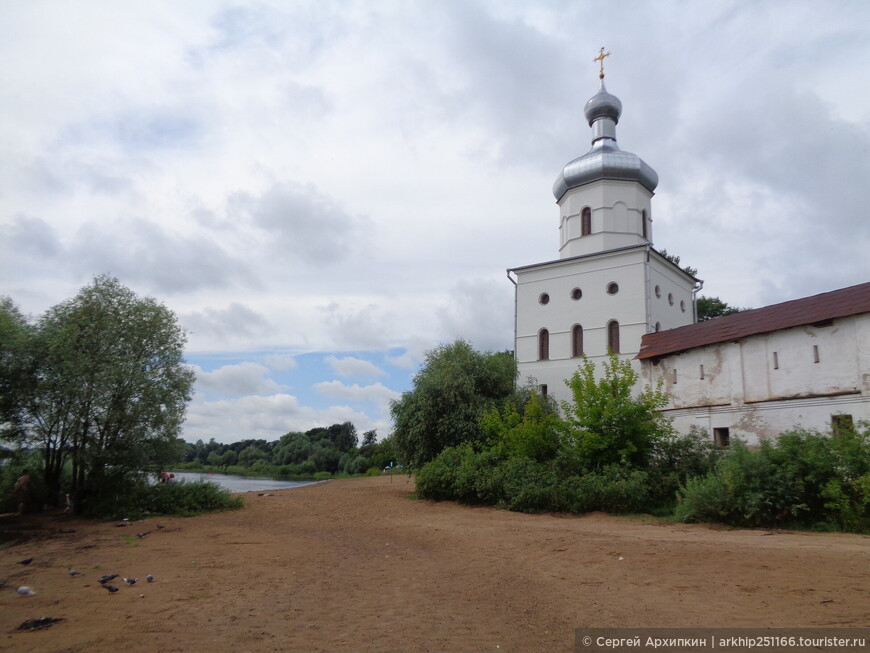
xmin=181 ymin=302 xmax=271 ymax=342
xmin=69 ymin=217 xmax=257 ymax=294
xmin=3 ymin=215 xmax=60 ymax=258
xmin=436 ymin=278 xmax=515 ymax=353
xmin=228 ymin=182 xmax=367 ymax=265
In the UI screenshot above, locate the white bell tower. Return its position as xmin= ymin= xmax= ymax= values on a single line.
xmin=508 ymin=49 xmax=699 ymax=404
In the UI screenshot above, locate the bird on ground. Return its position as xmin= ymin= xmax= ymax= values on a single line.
xmin=103 ymin=585 xmax=119 ymax=593
xmin=17 ymin=586 xmax=36 ymax=596
xmin=17 ymin=557 xmax=33 ymax=565
xmin=122 ymin=577 xmax=138 ymax=585
xmin=136 ymin=531 xmax=150 ymax=539
xmin=98 ymin=574 xmax=119 ymax=584
xmin=156 ymin=524 xmax=165 ymax=529
xmin=146 ymin=574 xmax=154 ymax=583
xmin=68 ymin=569 xmax=80 ymax=576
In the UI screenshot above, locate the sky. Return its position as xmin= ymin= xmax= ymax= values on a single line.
xmin=2 ymin=1 xmax=869 ymax=445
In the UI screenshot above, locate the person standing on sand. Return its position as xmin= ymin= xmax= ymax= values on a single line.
xmin=13 ymin=469 xmax=31 ymax=515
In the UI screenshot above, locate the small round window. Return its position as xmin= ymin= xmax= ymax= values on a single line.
xmin=606 ymin=282 xmax=619 ymax=295
xmin=571 ymin=288 xmax=582 ymax=301
xmin=680 ymin=300 xmax=686 ymax=313
xmin=668 ymin=293 xmax=674 ymax=306
xmin=655 ymin=285 xmax=661 ymax=298
xmin=539 ymin=293 xmax=550 ymax=305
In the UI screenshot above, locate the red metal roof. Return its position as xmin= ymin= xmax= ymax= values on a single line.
xmin=636 ymin=281 xmax=870 ymax=360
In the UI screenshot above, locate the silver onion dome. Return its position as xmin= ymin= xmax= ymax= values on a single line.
xmin=553 ymin=81 xmax=658 ymax=201
xmin=584 ymin=84 xmax=622 ymax=124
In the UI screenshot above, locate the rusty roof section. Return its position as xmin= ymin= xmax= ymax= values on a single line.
xmin=636 ymin=281 xmax=870 ymax=360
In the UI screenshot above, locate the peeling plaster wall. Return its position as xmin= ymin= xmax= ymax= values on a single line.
xmin=641 ymin=313 xmax=870 ymax=444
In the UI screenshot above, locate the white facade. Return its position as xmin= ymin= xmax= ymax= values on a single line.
xmin=639 ymin=312 xmax=870 ymax=444
xmin=510 ymin=246 xmax=695 ymax=406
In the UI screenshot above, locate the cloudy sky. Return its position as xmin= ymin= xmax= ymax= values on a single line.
xmin=2 ymin=1 xmax=868 ymax=445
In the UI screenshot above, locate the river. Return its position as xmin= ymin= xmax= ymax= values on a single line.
xmin=169 ymin=471 xmax=317 ymax=493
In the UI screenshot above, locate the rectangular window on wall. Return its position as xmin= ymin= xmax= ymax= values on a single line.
xmin=699 ymin=364 xmax=704 ymax=380
xmin=773 ymin=352 xmax=779 ymax=369
xmin=540 ymin=384 xmax=548 ymax=397
xmin=713 ymin=427 xmax=730 ymax=447
xmin=813 ymin=345 xmax=820 ymax=363
xmin=832 ymin=414 xmax=853 ymax=435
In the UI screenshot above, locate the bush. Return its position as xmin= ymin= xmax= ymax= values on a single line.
xmin=82 ymin=476 xmax=242 ymax=519
xmin=647 ymin=427 xmax=723 ymax=506
xmin=561 ymin=354 xmax=672 ymax=470
xmin=674 ymin=426 xmax=870 ymax=532
xmin=559 ymin=466 xmax=651 ymax=514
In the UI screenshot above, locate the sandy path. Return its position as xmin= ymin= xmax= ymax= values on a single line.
xmin=1 ymin=475 xmax=868 ymax=652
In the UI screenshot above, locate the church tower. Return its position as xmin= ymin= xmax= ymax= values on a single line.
xmin=508 ymin=51 xmax=699 ymax=404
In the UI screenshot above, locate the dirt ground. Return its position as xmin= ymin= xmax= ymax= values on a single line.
xmin=1 ymin=475 xmax=868 ymax=652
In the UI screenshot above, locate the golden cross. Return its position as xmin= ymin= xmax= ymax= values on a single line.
xmin=593 ymin=47 xmax=611 ymax=79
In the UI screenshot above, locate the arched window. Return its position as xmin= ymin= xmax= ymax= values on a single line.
xmin=581 ymin=207 xmax=591 ymax=236
xmin=641 ymin=209 xmax=648 ymax=240
xmin=572 ymin=324 xmax=584 ymax=357
xmin=607 ymin=320 xmax=620 ymax=354
xmin=538 ymin=328 xmax=549 ymax=360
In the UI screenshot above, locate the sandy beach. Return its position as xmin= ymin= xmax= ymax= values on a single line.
xmin=1 ymin=475 xmax=868 ymax=652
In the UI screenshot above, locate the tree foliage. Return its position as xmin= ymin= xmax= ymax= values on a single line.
xmin=3 ymin=275 xmax=194 ymax=511
xmin=696 ymin=295 xmax=745 ymax=321
xmin=390 ymin=340 xmax=517 ymax=468
xmin=658 ymin=249 xmax=699 ymax=278
xmin=178 ymin=425 xmax=395 ymax=477
xmin=560 ymin=354 xmax=671 ymax=470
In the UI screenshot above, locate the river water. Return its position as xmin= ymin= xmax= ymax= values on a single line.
xmin=169 ymin=471 xmax=317 ymax=493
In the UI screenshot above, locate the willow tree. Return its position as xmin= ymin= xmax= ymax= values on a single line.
xmin=22 ymin=275 xmax=195 ymax=509
xmin=390 ymin=340 xmax=517 ymax=468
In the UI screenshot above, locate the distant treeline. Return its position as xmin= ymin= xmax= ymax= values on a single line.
xmin=177 ymin=422 xmax=398 ymax=477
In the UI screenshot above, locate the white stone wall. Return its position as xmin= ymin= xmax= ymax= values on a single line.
xmin=640 ymin=313 xmax=870 ymax=443
xmin=558 ymin=179 xmax=653 ymax=259
xmin=513 ymin=245 xmax=696 ymax=408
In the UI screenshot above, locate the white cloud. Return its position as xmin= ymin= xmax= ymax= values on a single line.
xmin=262 ymin=354 xmax=298 ymax=371
xmin=314 ymin=380 xmax=401 ymax=409
xmin=192 ymin=362 xmax=283 ymax=395
xmin=324 ymin=355 xmax=386 ymax=378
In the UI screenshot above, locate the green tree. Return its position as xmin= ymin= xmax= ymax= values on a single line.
xmin=390 ymin=340 xmax=517 ymax=468
xmin=0 ymin=297 xmax=34 ymax=440
xmin=326 ymin=421 xmax=358 ymax=451
xmin=12 ymin=275 xmax=195 ymax=511
xmin=696 ymin=296 xmax=745 ymax=321
xmin=560 ymin=354 xmax=672 ymax=471
xmin=219 ymin=449 xmax=238 ymax=469
xmin=480 ymin=392 xmax=562 ymax=462
xmin=361 ymin=429 xmax=377 ymax=448
xmin=238 ymin=445 xmax=268 ymax=466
